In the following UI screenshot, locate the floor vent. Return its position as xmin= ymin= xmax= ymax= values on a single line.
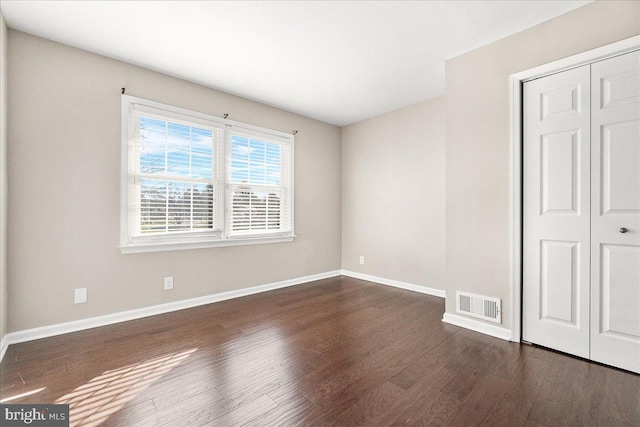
xmin=456 ymin=291 xmax=501 ymax=323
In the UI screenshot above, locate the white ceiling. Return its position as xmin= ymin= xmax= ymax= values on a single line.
xmin=1 ymin=1 xmax=592 ymax=126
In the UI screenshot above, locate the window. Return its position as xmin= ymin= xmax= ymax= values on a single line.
xmin=228 ymin=131 xmax=292 ymax=237
xmin=120 ymin=95 xmax=294 ymax=253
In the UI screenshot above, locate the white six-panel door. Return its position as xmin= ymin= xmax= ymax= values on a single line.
xmin=523 ymin=51 xmax=640 ymax=374
xmin=590 ymin=51 xmax=640 ymax=373
xmin=523 ymin=65 xmax=591 ymax=359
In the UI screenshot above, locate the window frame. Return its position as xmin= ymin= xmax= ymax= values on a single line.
xmin=226 ymin=128 xmax=293 ymax=239
xmin=120 ymin=95 xmax=295 ymax=254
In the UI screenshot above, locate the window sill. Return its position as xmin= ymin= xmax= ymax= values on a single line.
xmin=120 ymin=235 xmax=296 ymax=254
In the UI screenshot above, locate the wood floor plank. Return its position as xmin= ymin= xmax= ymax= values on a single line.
xmin=479 ymin=352 xmax=550 ymax=426
xmin=378 ymin=362 xmax=457 ymax=425
xmin=1 ymin=275 xmax=638 ymax=427
xmin=202 ymin=394 xmax=277 ymax=427
xmin=444 ymin=373 xmax=511 ymax=426
xmin=600 ymin=364 xmax=640 ymax=424
xmin=245 ymin=389 xmax=333 ymax=427
xmin=334 ymin=380 xmax=406 ymax=425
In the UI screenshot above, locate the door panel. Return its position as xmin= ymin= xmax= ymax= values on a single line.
xmin=601 ymin=121 xmax=640 ymax=214
xmin=541 ymin=130 xmax=580 ymax=214
xmin=540 ymin=240 xmax=580 ymax=325
xmin=600 ymin=245 xmax=640 ymax=339
xmin=590 ymin=50 xmax=640 ymax=373
xmin=523 ymin=65 xmax=591 ymax=358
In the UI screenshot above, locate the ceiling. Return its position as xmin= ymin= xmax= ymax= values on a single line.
xmin=1 ymin=1 xmax=593 ymax=126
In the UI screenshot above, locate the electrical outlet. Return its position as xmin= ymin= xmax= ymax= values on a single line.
xmin=164 ymin=276 xmax=174 ymax=291
xmin=359 ymin=256 xmax=365 ymax=265
xmin=74 ymin=288 xmax=87 ymax=304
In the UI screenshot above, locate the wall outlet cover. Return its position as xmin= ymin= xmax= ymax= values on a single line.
xmin=74 ymin=288 xmax=87 ymax=304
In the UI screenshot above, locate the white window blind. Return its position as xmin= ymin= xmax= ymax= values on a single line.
xmin=228 ymin=131 xmax=293 ymax=237
xmin=121 ymin=95 xmax=295 ymax=252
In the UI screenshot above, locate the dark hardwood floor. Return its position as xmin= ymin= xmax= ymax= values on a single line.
xmin=1 ymin=276 xmax=638 ymax=426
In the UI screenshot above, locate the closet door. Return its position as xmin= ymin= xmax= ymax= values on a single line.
xmin=523 ymin=65 xmax=591 ymax=358
xmin=590 ymin=50 xmax=640 ymax=373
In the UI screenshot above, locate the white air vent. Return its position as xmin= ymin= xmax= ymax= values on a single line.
xmin=456 ymin=291 xmax=501 ymax=323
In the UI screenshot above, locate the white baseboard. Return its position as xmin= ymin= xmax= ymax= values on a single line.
xmin=341 ymin=270 xmax=445 ymax=298
xmin=442 ymin=312 xmax=513 ymax=341
xmin=0 ymin=270 xmax=342 ymax=363
xmin=0 ymin=334 xmax=8 ymax=362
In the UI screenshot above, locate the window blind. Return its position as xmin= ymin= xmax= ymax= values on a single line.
xmin=227 ymin=132 xmax=293 ymax=237
xmin=127 ymin=106 xmax=224 ymax=240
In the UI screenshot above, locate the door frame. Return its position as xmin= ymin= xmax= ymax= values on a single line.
xmin=508 ymin=35 xmax=640 ymax=343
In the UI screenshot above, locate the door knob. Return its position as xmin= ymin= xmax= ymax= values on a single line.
xmin=619 ymin=227 xmax=629 ymax=233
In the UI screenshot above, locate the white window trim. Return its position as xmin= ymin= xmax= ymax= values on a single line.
xmin=119 ymin=235 xmax=295 ymax=254
xmin=120 ymin=95 xmax=295 ymax=254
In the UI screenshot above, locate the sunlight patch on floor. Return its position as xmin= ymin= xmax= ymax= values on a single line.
xmin=55 ymin=348 xmax=196 ymax=426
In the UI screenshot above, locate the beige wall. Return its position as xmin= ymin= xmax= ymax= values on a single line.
xmin=0 ymin=13 xmax=8 ymax=341
xmin=445 ymin=0 xmax=640 ymax=331
xmin=7 ymin=31 xmax=342 ymax=332
xmin=342 ymin=97 xmax=445 ymax=290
